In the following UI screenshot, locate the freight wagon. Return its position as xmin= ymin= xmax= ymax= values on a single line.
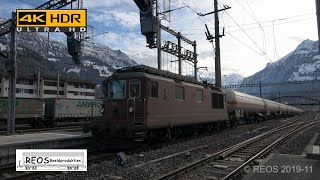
xmin=223 ymin=89 xmax=303 ymax=123
xmin=44 ymin=98 xmax=102 ymax=126
xmin=0 ymin=97 xmax=44 ymax=127
xmin=0 ymin=98 xmax=103 ymax=128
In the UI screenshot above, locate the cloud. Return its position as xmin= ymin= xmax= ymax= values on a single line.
xmin=289 ymin=36 xmax=307 ymax=42
xmin=89 ymin=10 xmax=139 ymax=28
xmin=111 ymin=11 xmax=140 ymax=27
xmin=83 ymin=0 xmax=120 ymax=8
xmin=0 ymin=2 xmax=32 ymax=18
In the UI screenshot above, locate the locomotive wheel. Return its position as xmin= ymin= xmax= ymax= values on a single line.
xmin=142 ymin=131 xmax=153 ymax=146
xmin=29 ymin=119 xmax=44 ymax=128
xmin=214 ymin=123 xmax=221 ymax=132
xmin=83 ymin=124 xmax=90 ymax=133
xmin=229 ymin=118 xmax=238 ymax=128
xmin=44 ymin=120 xmax=56 ymax=128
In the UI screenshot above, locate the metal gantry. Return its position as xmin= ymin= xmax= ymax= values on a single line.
xmin=133 ymin=0 xmax=197 ymax=78
xmin=160 ymin=24 xmax=197 ymax=77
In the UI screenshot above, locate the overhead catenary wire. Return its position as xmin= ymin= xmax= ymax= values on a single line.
xmin=217 ymin=2 xmax=272 ymax=62
xmin=181 ymin=17 xmax=315 ymax=35
xmin=235 ymin=0 xmax=267 ymax=52
xmin=272 ymin=21 xmax=279 ymax=60
xmin=173 ymin=13 xmax=314 ymax=32
xmin=176 ymin=0 xmax=276 ymax=64
xmin=18 ymin=0 xmax=36 ymax=7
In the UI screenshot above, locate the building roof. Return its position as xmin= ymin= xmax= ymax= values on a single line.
xmin=1 ymin=72 xmax=96 ymax=85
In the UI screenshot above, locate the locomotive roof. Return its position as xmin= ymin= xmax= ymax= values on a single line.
xmin=114 ymin=65 xmax=221 ymax=91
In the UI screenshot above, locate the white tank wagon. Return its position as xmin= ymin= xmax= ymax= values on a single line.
xmin=222 ymin=89 xmax=303 ymax=122
xmin=44 ymin=98 xmax=103 ymax=126
xmin=223 ymin=89 xmax=265 ymax=119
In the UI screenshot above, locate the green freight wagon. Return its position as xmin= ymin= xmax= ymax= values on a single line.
xmin=0 ymin=98 xmax=44 ymax=127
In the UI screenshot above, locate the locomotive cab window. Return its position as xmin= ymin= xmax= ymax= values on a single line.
xmin=129 ymin=80 xmax=141 ymax=98
xmin=196 ymin=89 xmax=203 ymax=102
xmin=150 ymin=81 xmax=158 ymax=98
xmin=175 ymin=86 xmax=185 ymax=100
xmin=105 ymin=80 xmax=126 ymax=99
xmin=212 ymin=93 xmax=224 ymax=109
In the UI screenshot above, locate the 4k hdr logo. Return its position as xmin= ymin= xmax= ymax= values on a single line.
xmin=16 ymin=9 xmax=86 ymax=32
xmin=17 ymin=12 xmax=46 ymax=25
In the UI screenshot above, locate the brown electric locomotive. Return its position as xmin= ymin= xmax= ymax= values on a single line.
xmin=91 ymin=65 xmax=229 ymax=146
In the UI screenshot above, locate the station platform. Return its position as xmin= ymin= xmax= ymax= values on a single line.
xmin=244 ymin=153 xmax=320 ymax=180
xmin=0 ymin=131 xmax=92 ymax=166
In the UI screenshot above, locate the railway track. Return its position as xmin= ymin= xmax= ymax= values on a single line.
xmin=154 ymin=119 xmax=320 ymax=180
xmin=0 ymin=113 xmax=314 ymax=180
xmin=0 ymin=123 xmax=87 ymax=135
xmin=127 ymin=113 xmax=314 ymax=168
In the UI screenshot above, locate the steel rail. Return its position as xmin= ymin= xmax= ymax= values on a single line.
xmin=155 ymin=118 xmax=319 ymax=180
xmin=222 ymin=120 xmax=320 ymax=180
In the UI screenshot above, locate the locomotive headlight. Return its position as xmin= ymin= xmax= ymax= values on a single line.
xmin=100 ymin=103 xmax=105 ymax=114
xmin=129 ymin=107 xmax=134 ymax=113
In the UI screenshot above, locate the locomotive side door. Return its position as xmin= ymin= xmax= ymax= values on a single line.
xmin=127 ymin=79 xmax=145 ymax=125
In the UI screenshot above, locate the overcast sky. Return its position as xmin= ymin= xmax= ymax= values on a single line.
xmin=0 ymin=0 xmax=318 ymax=78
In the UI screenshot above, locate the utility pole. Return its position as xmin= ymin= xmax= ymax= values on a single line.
xmin=193 ymin=41 xmax=197 ymax=79
xmin=156 ymin=0 xmax=162 ymax=70
xmin=199 ymin=0 xmax=230 ymax=88
xmin=259 ymin=81 xmax=262 ymax=98
xmin=57 ymin=72 xmax=60 ymax=98
xmin=37 ymin=70 xmax=41 ymax=99
xmin=214 ymin=0 xmax=221 ymax=88
xmin=316 ymin=0 xmax=320 ymax=50
xmin=8 ymin=12 xmax=17 ymax=135
xmin=278 ymin=91 xmax=281 ymax=103
xmin=0 ymin=14 xmax=17 ymax=136
xmin=178 ymin=32 xmax=182 ymax=74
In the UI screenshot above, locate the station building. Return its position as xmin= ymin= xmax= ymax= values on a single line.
xmin=0 ymin=72 xmax=96 ymax=99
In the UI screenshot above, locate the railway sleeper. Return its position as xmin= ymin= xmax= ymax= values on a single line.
xmin=229 ymin=154 xmax=251 ymax=159
xmin=202 ymin=168 xmax=231 ymax=175
xmin=212 ymin=160 xmax=243 ymax=167
xmin=232 ymin=152 xmax=255 ymax=156
xmin=232 ymin=153 xmax=254 ymax=158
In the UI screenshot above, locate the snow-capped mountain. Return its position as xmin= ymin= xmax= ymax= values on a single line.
xmin=199 ymin=72 xmax=244 ymax=86
xmin=224 ymin=73 xmax=244 ymax=85
xmin=239 ymin=39 xmax=319 ymax=94
xmin=0 ymin=18 xmax=137 ymax=84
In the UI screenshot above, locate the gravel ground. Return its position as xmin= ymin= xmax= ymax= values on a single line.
xmin=275 ymin=123 xmax=320 ymax=155
xmin=314 ymin=131 xmax=320 ymax=146
xmin=49 ymin=115 xmax=311 ymax=180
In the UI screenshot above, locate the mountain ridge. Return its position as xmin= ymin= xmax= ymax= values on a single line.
xmin=239 ymin=39 xmax=320 ymax=94
xmin=0 ymin=17 xmax=137 ymax=84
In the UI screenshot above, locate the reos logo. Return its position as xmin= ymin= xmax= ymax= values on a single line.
xmin=18 ymin=12 xmax=46 ymax=25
